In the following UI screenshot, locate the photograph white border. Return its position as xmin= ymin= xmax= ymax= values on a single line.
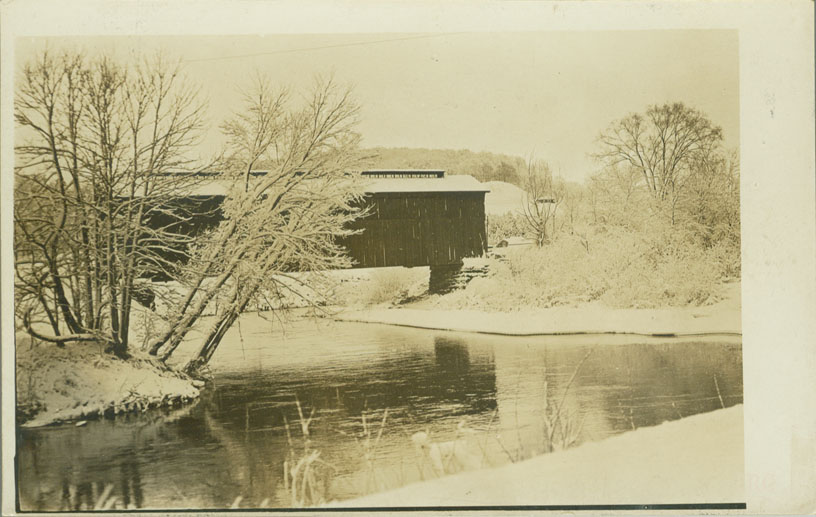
xmin=2 ymin=1 xmax=814 ymax=514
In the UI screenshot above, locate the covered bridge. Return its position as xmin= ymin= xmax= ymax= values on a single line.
xmin=146 ymin=169 xmax=489 ymax=292
xmin=340 ymin=170 xmax=489 ymax=292
xmin=339 ymin=170 xmax=488 ymax=268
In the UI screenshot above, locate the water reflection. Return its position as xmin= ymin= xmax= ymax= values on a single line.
xmin=17 ymin=317 xmax=742 ymax=510
xmin=434 ymin=336 xmax=470 ymax=372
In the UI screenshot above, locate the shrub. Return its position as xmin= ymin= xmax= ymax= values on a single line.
xmin=487 ymin=212 xmax=527 ymax=246
xmin=438 ymin=226 xmax=738 ymax=311
xmin=341 ymin=267 xmax=428 ymax=306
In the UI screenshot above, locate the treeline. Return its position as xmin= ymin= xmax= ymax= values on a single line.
xmin=364 ymin=147 xmax=525 ymax=185
xmin=488 ymin=149 xmax=739 ymax=254
xmin=447 ymin=102 xmax=741 ymax=310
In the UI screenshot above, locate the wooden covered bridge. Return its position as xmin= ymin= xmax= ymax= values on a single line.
xmin=339 ymin=170 xmax=488 ymax=291
xmin=151 ymin=169 xmax=489 ymax=293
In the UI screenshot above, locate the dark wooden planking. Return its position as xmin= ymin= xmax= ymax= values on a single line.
xmin=145 ymin=187 xmax=487 ymax=274
xmin=337 ymin=190 xmax=487 ymax=269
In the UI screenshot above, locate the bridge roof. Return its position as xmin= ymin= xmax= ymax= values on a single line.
xmin=179 ymin=172 xmax=490 ymax=197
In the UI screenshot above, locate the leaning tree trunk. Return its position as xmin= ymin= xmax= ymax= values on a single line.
xmin=182 ymin=289 xmax=254 ymax=375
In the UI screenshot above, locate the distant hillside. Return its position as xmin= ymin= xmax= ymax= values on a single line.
xmin=363 ymin=147 xmax=526 ymax=186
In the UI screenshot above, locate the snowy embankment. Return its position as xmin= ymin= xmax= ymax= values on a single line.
xmin=336 ymin=282 xmax=742 ymax=337
xmin=16 ymin=334 xmax=201 ymax=428
xmin=333 ymin=405 xmax=744 ymax=507
xmin=483 ymin=180 xmax=526 ymax=216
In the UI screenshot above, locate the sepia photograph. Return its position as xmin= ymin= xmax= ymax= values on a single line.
xmin=1 ymin=1 xmax=814 ymax=514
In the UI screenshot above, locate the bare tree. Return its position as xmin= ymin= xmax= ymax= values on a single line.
xmin=679 ymin=148 xmax=740 ymax=247
xmin=146 ymin=76 xmax=367 ymax=374
xmin=520 ymin=158 xmax=563 ymax=246
xmin=558 ymin=181 xmax=586 ymax=236
xmin=14 ymin=50 xmax=208 ymax=357
xmin=220 ymin=74 xmax=288 ymax=191
xmin=16 ymin=50 xmax=366 ymax=375
xmin=587 ymin=163 xmax=647 ymax=229
xmin=594 ymin=102 xmax=723 ymax=224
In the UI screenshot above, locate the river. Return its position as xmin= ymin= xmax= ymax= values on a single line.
xmin=17 ymin=314 xmax=743 ymax=510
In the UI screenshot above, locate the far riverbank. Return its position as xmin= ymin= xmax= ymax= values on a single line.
xmin=335 ymin=281 xmax=741 ymax=337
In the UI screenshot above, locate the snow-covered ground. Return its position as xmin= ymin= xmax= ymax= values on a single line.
xmin=332 ymin=405 xmax=744 ymax=507
xmin=16 ymin=334 xmax=201 ymax=428
xmin=336 ymin=281 xmax=742 ymax=337
xmin=483 ymin=181 xmax=526 ymax=215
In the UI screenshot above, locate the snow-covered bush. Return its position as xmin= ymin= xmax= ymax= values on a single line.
xmin=487 ymin=212 xmax=527 ymax=246
xmin=439 ymin=225 xmax=735 ymax=310
xmin=341 ymin=267 xmax=428 ymax=306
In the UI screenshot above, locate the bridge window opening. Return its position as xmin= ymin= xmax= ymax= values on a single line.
xmin=361 ymin=170 xmax=445 ymax=179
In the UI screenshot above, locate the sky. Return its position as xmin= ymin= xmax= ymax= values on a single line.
xmin=17 ymin=31 xmax=739 ymax=183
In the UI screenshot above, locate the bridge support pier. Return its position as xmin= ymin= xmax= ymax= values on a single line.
xmin=429 ymin=261 xmax=464 ymax=295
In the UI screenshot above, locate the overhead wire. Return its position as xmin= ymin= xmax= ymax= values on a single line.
xmin=182 ymin=32 xmax=466 ymax=64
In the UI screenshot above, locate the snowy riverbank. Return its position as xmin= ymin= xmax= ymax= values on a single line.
xmin=333 ymin=405 xmax=745 ymax=507
xmin=16 ymin=334 xmax=201 ymax=428
xmin=335 ymin=281 xmax=741 ymax=337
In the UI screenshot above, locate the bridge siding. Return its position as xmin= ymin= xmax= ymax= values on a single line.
xmin=144 ymin=187 xmax=487 ymax=273
xmin=339 ymin=191 xmax=487 ymax=268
